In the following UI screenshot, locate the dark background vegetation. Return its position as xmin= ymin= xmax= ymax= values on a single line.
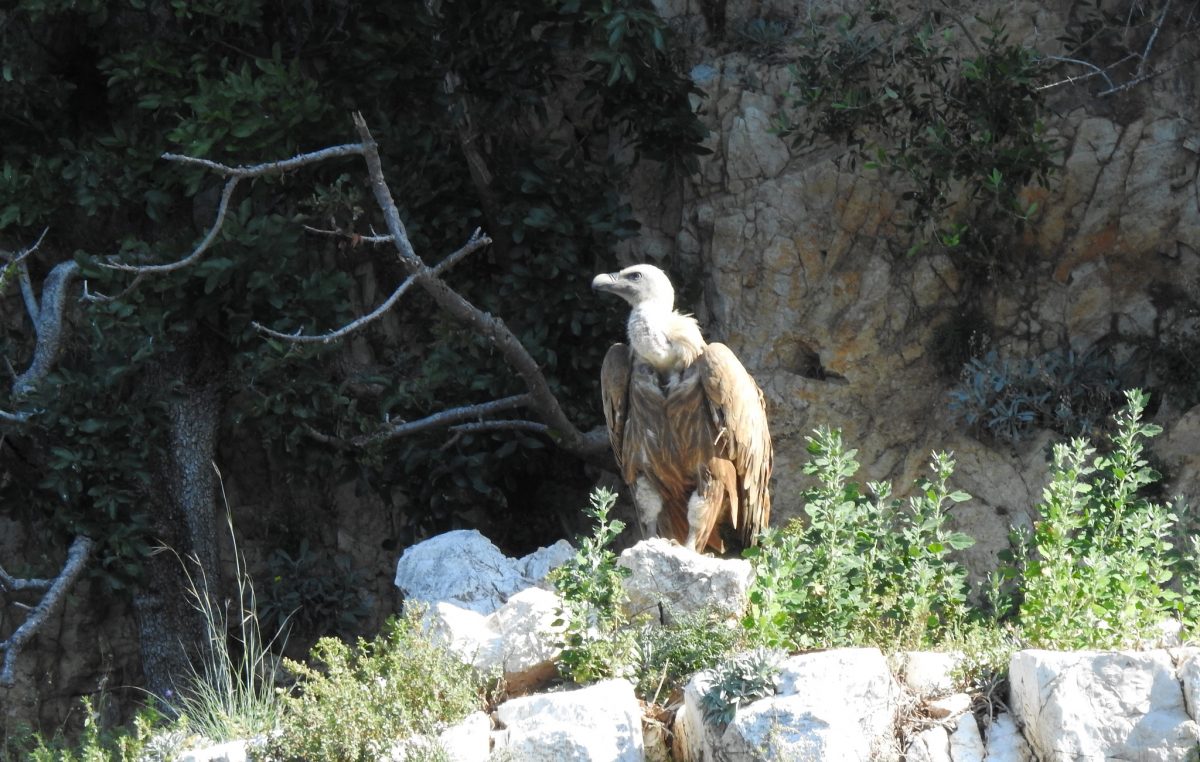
xmin=0 ymin=0 xmax=707 ymax=688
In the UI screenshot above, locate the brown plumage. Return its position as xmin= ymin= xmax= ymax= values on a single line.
xmin=592 ymin=264 xmax=772 ymax=552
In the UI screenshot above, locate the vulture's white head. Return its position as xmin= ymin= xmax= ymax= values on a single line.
xmin=591 ymin=264 xmax=675 ymax=311
xmin=593 ymin=263 xmax=703 ymax=374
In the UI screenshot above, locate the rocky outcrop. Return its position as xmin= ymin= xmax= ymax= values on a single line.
xmin=394 ymin=529 xmax=573 ymax=615
xmin=675 ymin=647 xmax=903 ymax=761
xmin=1010 ymin=648 xmax=1200 ymax=760
xmin=617 ymin=537 xmax=753 ymax=623
xmin=492 ymin=679 xmax=645 ymax=762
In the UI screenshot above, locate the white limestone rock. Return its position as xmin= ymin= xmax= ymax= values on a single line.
xmin=492 ymin=678 xmax=644 ymax=762
xmin=1178 ymin=647 xmax=1200 ymax=723
xmin=617 ymin=538 xmax=753 ymax=622
xmin=390 ymin=711 xmax=492 ymax=762
xmin=1010 ymin=649 xmax=1200 ymax=761
xmin=894 ymin=650 xmax=964 ymax=697
xmin=395 ymin=530 xmax=571 ymax=615
xmin=424 ymin=587 xmax=564 ymax=692
xmin=179 ymin=740 xmax=248 ymax=762
xmin=905 ymin=726 xmax=950 ymax=762
xmin=675 ymin=647 xmax=902 ymax=761
xmin=982 ymin=713 xmax=1034 ymax=762
xmin=926 ymin=692 xmax=972 ymax=720
xmin=948 ymin=714 xmax=985 ymax=762
xmin=519 ymin=539 xmax=575 ymax=588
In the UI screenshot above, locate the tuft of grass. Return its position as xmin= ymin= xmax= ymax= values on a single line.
xmin=171 ymin=468 xmax=288 ymax=743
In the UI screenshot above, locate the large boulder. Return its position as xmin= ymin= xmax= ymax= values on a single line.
xmin=617 ymin=538 xmax=754 ymax=622
xmin=675 ymin=647 xmax=902 ymax=761
xmin=423 ymin=586 xmax=564 ymax=693
xmin=394 ymin=529 xmax=572 ymax=615
xmin=390 ymin=711 xmax=492 ymax=762
xmin=492 ymin=678 xmax=645 ymax=761
xmin=1010 ymin=649 xmax=1200 ymax=760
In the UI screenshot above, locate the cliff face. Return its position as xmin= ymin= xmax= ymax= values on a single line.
xmin=621 ymin=0 xmax=1200 ymax=578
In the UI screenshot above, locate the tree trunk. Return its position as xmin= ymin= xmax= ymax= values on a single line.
xmin=132 ymin=375 xmax=222 ymax=703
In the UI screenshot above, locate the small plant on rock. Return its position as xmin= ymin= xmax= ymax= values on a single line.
xmin=743 ymin=428 xmax=975 ymax=650
xmin=698 ymin=648 xmax=782 ymax=726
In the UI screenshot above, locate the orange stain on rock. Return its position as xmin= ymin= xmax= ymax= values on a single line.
xmin=1054 ymin=224 xmax=1118 ymax=284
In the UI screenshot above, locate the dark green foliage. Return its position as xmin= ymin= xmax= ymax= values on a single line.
xmin=742 ymin=428 xmax=974 ymax=650
xmin=948 ymin=347 xmax=1124 ymax=444
xmin=0 ymin=0 xmax=707 ymax=590
xmin=257 ymin=540 xmax=370 ymax=650
xmin=776 ymin=5 xmax=1056 ymax=263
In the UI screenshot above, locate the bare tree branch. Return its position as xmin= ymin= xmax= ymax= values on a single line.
xmin=13 ymin=259 xmax=80 ymax=399
xmin=357 ymin=394 xmax=533 ymax=446
xmin=1137 ymin=0 xmax=1173 ymax=78
xmin=0 ymin=535 xmax=93 ymax=687
xmin=1 ymin=227 xmax=49 ymax=323
xmin=348 ymin=112 xmax=609 ymax=458
xmin=448 ymin=419 xmax=550 ymax=435
xmin=303 ymin=224 xmax=393 ymax=244
xmin=102 ymin=177 xmax=239 ymax=275
xmin=1036 ymin=54 xmax=1127 ymax=92
xmin=252 ymin=228 xmax=491 ymax=344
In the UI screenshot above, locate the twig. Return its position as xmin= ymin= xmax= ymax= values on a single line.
xmin=448 ymin=419 xmax=550 ymax=435
xmin=356 ymin=394 xmax=533 ymax=446
xmin=1137 ymin=0 xmax=1173 ymax=78
xmin=1097 ymin=58 xmax=1190 ymax=96
xmin=303 ymin=225 xmax=393 ymax=244
xmin=102 ymin=178 xmax=239 ymax=274
xmin=1036 ymin=55 xmax=1125 ymax=92
xmin=252 ymin=228 xmax=491 ymax=344
xmin=161 ymin=143 xmax=364 ymax=179
xmin=0 ymin=535 xmax=94 ymax=687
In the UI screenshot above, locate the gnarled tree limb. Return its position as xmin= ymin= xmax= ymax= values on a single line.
xmin=0 ymin=533 xmax=93 ymax=687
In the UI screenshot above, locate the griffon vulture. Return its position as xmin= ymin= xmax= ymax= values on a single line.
xmin=592 ymin=264 xmax=772 ymax=553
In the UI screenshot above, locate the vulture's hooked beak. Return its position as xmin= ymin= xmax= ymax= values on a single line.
xmin=591 ymin=272 xmax=621 ymax=294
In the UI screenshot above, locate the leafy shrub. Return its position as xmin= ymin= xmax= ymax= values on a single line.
xmin=1010 ymin=389 xmax=1198 ymax=648
xmin=776 ymin=6 xmax=1056 ymax=262
xmin=628 ymin=611 xmax=742 ymax=704
xmin=267 ymin=608 xmax=482 ymax=762
xmin=697 ymin=648 xmax=781 ymax=726
xmin=742 ymin=428 xmax=974 ymax=650
xmin=948 ymin=347 xmax=1124 ymax=444
xmin=549 ymin=487 xmax=632 ymax=685
xmin=257 ymin=540 xmax=370 ymax=650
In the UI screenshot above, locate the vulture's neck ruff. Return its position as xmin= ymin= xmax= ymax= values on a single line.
xmin=592 ymin=265 xmax=704 ymax=388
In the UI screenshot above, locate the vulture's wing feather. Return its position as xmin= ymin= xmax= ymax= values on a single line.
xmin=698 ymin=343 xmax=773 ymax=547
xmin=600 ymin=343 xmax=634 ymax=481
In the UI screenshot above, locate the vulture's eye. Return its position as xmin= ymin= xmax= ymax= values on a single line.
xmin=627 ymin=272 xmax=642 ymax=281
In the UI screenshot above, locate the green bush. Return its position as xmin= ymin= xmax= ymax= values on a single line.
xmin=742 ymin=428 xmax=975 ymax=651
xmin=776 ymin=6 xmax=1055 ymax=263
xmin=550 ymin=487 xmax=632 ymax=685
xmin=266 ymin=609 xmax=482 ymax=762
xmin=1011 ymin=389 xmax=1198 ymax=648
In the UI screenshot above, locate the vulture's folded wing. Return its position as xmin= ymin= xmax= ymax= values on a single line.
xmin=698 ymin=343 xmax=773 ymax=547
xmin=600 ymin=343 xmax=633 ymax=480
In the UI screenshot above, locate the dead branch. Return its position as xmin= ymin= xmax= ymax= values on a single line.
xmin=0 ymin=534 xmax=93 ymax=687
xmin=348 ymin=113 xmax=608 ymax=458
xmin=252 ymin=227 xmax=491 ymax=344
xmin=357 ymin=394 xmax=533 ymax=446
